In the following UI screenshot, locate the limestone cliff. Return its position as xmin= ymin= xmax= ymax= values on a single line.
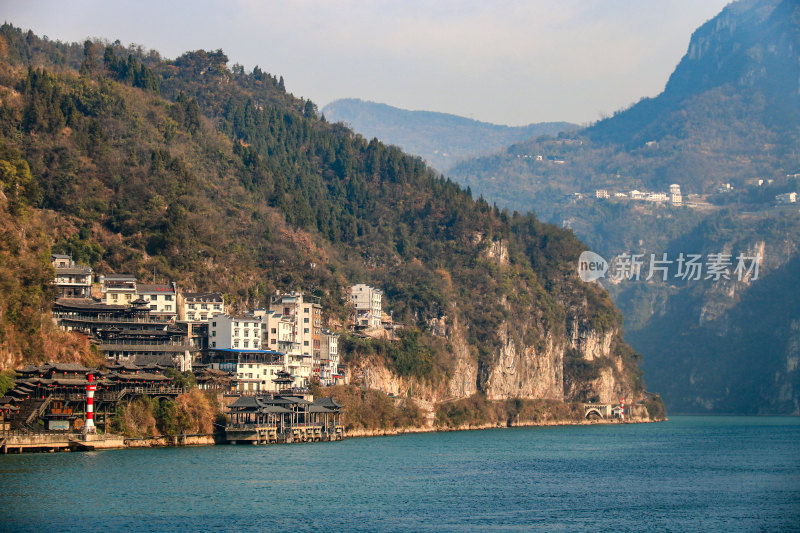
xmin=345 ymin=237 xmax=652 ymax=421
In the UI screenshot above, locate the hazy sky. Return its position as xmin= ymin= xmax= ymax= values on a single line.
xmin=3 ymin=0 xmax=731 ymax=125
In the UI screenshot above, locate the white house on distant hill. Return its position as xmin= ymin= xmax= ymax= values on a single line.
xmin=351 ymin=284 xmax=383 ymax=328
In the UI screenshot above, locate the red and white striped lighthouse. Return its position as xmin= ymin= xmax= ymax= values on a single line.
xmin=85 ymin=373 xmax=97 ymax=434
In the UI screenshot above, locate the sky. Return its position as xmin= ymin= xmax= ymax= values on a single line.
xmin=2 ymin=0 xmax=732 ymax=126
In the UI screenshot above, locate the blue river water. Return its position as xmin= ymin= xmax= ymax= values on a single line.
xmin=1 ymin=416 xmax=799 ymax=532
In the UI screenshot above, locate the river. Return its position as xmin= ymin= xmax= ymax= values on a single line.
xmin=1 ymin=416 xmax=798 ymax=532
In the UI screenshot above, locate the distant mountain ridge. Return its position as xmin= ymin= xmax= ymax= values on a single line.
xmin=586 ymin=0 xmax=799 ymax=147
xmin=322 ymin=98 xmax=575 ymax=172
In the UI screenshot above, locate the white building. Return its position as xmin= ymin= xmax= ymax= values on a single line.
xmin=137 ymin=283 xmax=177 ymax=321
xmin=320 ymin=329 xmax=341 ymax=386
xmin=101 ymin=275 xmax=137 ymax=305
xmin=629 ymin=190 xmax=647 ymax=200
xmin=261 ymin=292 xmax=323 ymax=387
xmin=776 ymin=192 xmax=797 ymax=204
xmin=351 ymin=284 xmax=383 ymax=328
xmin=208 ymin=354 xmax=284 ymax=393
xmin=256 ymin=310 xmax=300 ymax=354
xmin=182 ymin=292 xmax=225 ymax=323
xmin=51 ymin=254 xmax=93 ymax=299
xmin=209 ymin=315 xmax=263 ymax=351
xmin=646 ymin=192 xmax=669 ymax=203
xmin=595 ymin=189 xmax=609 ymax=199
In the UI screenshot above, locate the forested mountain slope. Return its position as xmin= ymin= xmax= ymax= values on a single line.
xmin=0 ymin=25 xmax=658 ymax=416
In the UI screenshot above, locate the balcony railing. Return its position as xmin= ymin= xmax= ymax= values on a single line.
xmin=54 ymin=315 xmax=174 ymax=324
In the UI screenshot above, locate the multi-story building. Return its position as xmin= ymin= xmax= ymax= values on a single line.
xmin=595 ymin=189 xmax=609 ymax=199
xmin=256 ymin=310 xmax=300 ymax=354
xmin=137 ymin=283 xmax=178 ymax=322
xmin=320 ymin=329 xmax=341 ymax=386
xmin=629 ymin=190 xmax=647 ymax=201
xmin=351 ymin=284 xmax=383 ymax=329
xmin=52 ymin=298 xmax=195 ymax=370
xmin=100 ymin=275 xmax=137 ymax=306
xmin=264 ymin=292 xmax=322 ymax=386
xmin=206 ymin=352 xmax=284 ymax=393
xmin=51 ymin=254 xmax=93 ymax=299
xmin=205 ymin=350 xmax=285 ymax=393
xmin=776 ymin=192 xmax=797 ymax=204
xmin=182 ymin=292 xmax=225 ymax=323
xmin=646 ymin=192 xmax=669 ymax=203
xmin=208 ymin=315 xmax=263 ymax=351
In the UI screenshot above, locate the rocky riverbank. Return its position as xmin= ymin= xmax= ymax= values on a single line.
xmin=344 ymin=415 xmax=663 ymax=439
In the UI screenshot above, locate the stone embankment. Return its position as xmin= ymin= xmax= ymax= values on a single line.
xmin=344 ymin=416 xmax=662 ymax=439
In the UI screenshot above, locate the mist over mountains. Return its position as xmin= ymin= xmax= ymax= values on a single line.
xmin=322 ymin=98 xmax=574 ymax=172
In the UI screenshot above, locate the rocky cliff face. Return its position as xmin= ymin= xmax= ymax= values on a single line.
xmin=350 ymin=313 xmax=644 ymax=417
xmin=347 ymin=239 xmax=649 ymax=420
xmin=628 ymin=226 xmax=800 ymax=414
xmin=484 ymin=327 xmax=563 ymax=401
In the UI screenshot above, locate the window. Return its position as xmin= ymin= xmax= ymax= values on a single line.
xmin=304 ymin=328 xmax=309 ymax=334
xmin=112 ymin=294 xmax=118 ymax=301
xmin=234 ymin=340 xmax=240 ymax=348
xmin=271 ymin=339 xmax=277 ymax=345
xmin=271 ymin=328 xmax=277 ymax=334
xmin=304 ymin=317 xmax=309 ymax=323
xmin=201 ymin=314 xmax=207 ymax=321
xmin=188 ymin=313 xmax=195 ymax=320
xmin=212 ymin=331 xmax=216 ymax=337
xmin=244 ymin=329 xmax=249 ymax=337
xmin=212 ymin=321 xmax=217 ymax=327
xmin=304 ymin=307 xmax=309 ymax=313
xmin=234 ymin=329 xmax=240 ymax=336
xmin=244 ymin=340 xmax=249 ymax=348
xmin=150 ymin=305 xmax=157 ymax=310
xmin=189 ymin=304 xmax=195 ymax=310
xmin=165 ymin=295 xmax=172 ymax=301
xmin=211 ymin=341 xmax=216 ymax=348
xmin=165 ymin=305 xmax=172 ymax=311
xmin=214 ymin=304 xmax=221 ymax=310
xmin=304 ymin=341 xmax=309 ymax=346
xmin=201 ymin=304 xmax=208 ymax=310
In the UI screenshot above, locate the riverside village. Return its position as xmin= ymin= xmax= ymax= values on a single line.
xmin=0 ymin=254 xmax=629 ymax=453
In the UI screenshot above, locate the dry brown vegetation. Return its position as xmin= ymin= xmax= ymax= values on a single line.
xmin=316 ymin=384 xmax=426 ymax=431
xmin=111 ymin=389 xmax=221 ymax=438
xmin=435 ymin=395 xmax=582 ymax=428
xmin=175 ymin=388 xmax=216 ymax=434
